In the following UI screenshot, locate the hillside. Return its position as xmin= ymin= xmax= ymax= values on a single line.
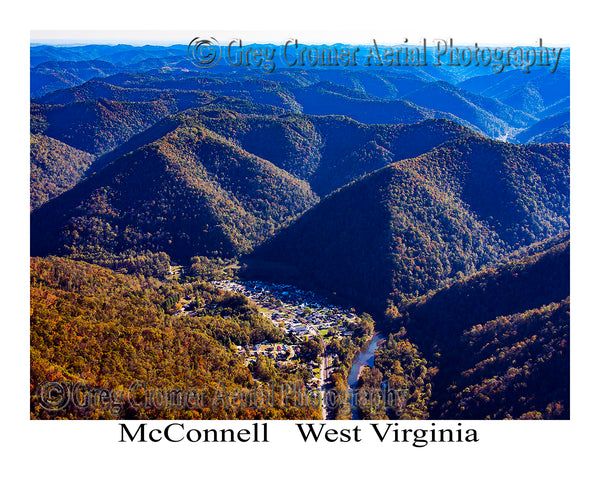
xmin=30 ymin=99 xmax=175 ymax=155
xmin=35 ymin=70 xmax=544 ymax=142
xmin=291 ymin=82 xmax=436 ymax=125
xmin=459 ymin=69 xmax=570 ymax=117
xmin=30 ymin=134 xmax=95 ymax=209
xmin=30 ymin=120 xmax=318 ymax=263
xmin=30 ymin=60 xmax=120 ymax=98
xmin=30 ymin=256 xmax=319 ymax=419
xmin=397 ymin=137 xmax=570 ymax=246
xmin=402 ymin=81 xmax=536 ymax=139
xmin=248 ymin=136 xmax=569 ymax=311
xmin=514 ymin=110 xmax=570 ymax=144
xmin=83 ymin=109 xmax=475 ymax=198
xmin=179 ymin=111 xmax=475 ymax=195
xmin=378 ymin=236 xmax=569 ymax=419
xmin=529 ymin=123 xmax=570 ymax=144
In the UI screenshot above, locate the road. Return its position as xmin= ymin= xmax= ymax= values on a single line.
xmin=320 ymin=347 xmax=332 ymax=420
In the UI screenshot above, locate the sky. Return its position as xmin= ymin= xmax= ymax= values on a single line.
xmin=30 ymin=30 xmax=570 ymax=48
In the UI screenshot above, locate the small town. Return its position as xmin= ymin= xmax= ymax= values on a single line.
xmin=211 ymin=280 xmax=359 ymax=393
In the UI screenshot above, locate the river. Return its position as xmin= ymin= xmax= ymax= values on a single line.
xmin=347 ymin=332 xmax=384 ymax=419
xmin=347 ymin=332 xmax=384 ymax=388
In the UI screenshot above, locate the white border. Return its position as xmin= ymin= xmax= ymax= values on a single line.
xmin=3 ymin=1 xmax=598 ymax=478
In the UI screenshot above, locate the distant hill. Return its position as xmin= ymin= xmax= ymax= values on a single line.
xmin=539 ymin=97 xmax=570 ymax=118
xmin=514 ymin=110 xmax=570 ymax=144
xmin=458 ymin=69 xmax=569 ymax=117
xmin=401 ymin=81 xmax=536 ymax=139
xmin=290 ymin=81 xmax=435 ymax=125
xmin=36 ymin=79 xmax=181 ymax=105
xmin=36 ymin=71 xmax=546 ymax=141
xmin=30 ymin=44 xmax=142 ymax=66
xmin=247 ymin=136 xmax=569 ymax=311
xmin=30 ymin=60 xmax=120 ymax=98
xmin=529 ymin=123 xmax=570 ymax=144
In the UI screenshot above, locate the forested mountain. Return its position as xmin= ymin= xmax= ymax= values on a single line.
xmin=30 ymin=117 xmax=318 ymax=262
xmin=528 ymin=123 xmax=570 ymax=144
xmin=30 ymin=134 xmax=95 ymax=209
xmin=401 ymin=81 xmax=536 ymax=138
xmin=378 ymin=236 xmax=569 ymax=419
xmin=30 ymin=60 xmax=121 ymax=98
xmin=29 ymin=43 xmax=570 ymax=421
xmin=177 ymin=111 xmax=474 ymax=195
xmin=248 ymin=136 xmax=569 ymax=311
xmin=458 ymin=69 xmax=569 ymax=117
xmin=30 ymin=99 xmax=174 ymax=155
xmin=30 ymin=108 xmax=481 ymax=257
xmin=31 ymin=256 xmax=319 ymax=419
xmin=290 ymin=81 xmax=436 ymax=125
xmin=33 ymin=65 xmax=566 ymax=141
xmin=514 ymin=110 xmax=570 ymax=144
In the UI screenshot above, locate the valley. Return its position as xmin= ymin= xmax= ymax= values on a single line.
xmin=29 ymin=41 xmax=570 ymax=421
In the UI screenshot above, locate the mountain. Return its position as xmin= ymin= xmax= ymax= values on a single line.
xmin=30 ymin=134 xmax=95 ymax=209
xmin=37 ymin=71 xmax=541 ymax=141
xmin=30 ymin=44 xmax=140 ymax=66
xmin=401 ymin=81 xmax=536 ymax=139
xmin=30 ymin=60 xmax=120 ymax=98
xmin=247 ymin=136 xmax=569 ymax=311
xmin=30 ymin=118 xmax=318 ymax=263
xmin=397 ymin=138 xmax=569 ymax=246
xmin=539 ymin=97 xmax=570 ymax=118
xmin=36 ymin=79 xmax=181 ymax=105
xmin=290 ymin=81 xmax=436 ymax=125
xmin=87 ymin=109 xmax=474 ymax=197
xmin=514 ymin=110 xmax=570 ymax=144
xmin=178 ymin=111 xmax=474 ymax=195
xmin=30 ymin=99 xmax=175 ymax=155
xmin=529 ymin=123 xmax=570 ymax=144
xmin=379 ymin=235 xmax=569 ymax=419
xmin=459 ymin=69 xmax=569 ymax=117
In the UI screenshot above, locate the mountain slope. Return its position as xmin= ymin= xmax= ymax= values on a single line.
xmin=30 ymin=99 xmax=174 ymax=155
xmin=529 ymin=123 xmax=570 ymax=144
xmin=30 ymin=134 xmax=95 ymax=210
xmin=30 ymin=60 xmax=120 ymax=98
xmin=185 ymin=111 xmax=475 ymax=195
xmin=398 ymin=137 xmax=570 ymax=246
xmin=30 ymin=121 xmax=318 ymax=262
xmin=90 ymin=109 xmax=475 ymax=197
xmin=247 ymin=155 xmax=507 ymax=311
xmin=402 ymin=81 xmax=536 ymax=139
xmin=379 ymin=236 xmax=569 ymax=419
xmin=459 ymin=69 xmax=569 ymax=117
xmin=514 ymin=110 xmax=570 ymax=144
xmin=30 ymin=256 xmax=318 ymax=420
xmin=247 ymin=136 xmax=569 ymax=311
